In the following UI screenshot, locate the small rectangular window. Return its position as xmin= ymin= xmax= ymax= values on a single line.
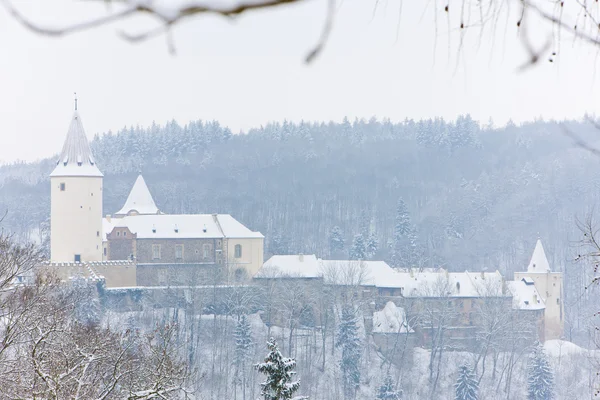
xmin=74 ymin=254 xmax=81 ymax=262
xmin=203 ymin=244 xmax=210 ymax=258
xmin=104 ymin=248 xmax=107 ymax=256
xmin=97 ymin=231 xmax=100 ymax=237
xmin=124 ymin=231 xmax=127 ymax=237
xmin=152 ymin=244 xmax=161 ymax=260
xmin=117 ymin=231 xmax=120 ymax=237
xmin=60 ymin=183 xmax=66 ymax=191
xmin=175 ymin=244 xmax=184 ymax=260
xmin=234 ymin=244 xmax=242 ymax=258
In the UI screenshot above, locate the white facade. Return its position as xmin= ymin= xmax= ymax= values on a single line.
xmin=514 ymin=239 xmax=564 ymax=340
xmin=50 ymin=111 xmax=103 ymax=262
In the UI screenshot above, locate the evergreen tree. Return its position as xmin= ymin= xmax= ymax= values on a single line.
xmin=527 ymin=343 xmax=554 ymax=400
xmin=366 ymin=232 xmax=379 ymax=259
xmin=349 ymin=234 xmax=366 ymax=260
xmin=269 ymin=231 xmax=290 ymax=255
xmin=376 ymin=375 xmax=401 ymax=400
xmin=454 ymin=364 xmax=478 ymax=400
xmin=337 ymin=306 xmax=361 ymax=399
xmin=391 ymin=199 xmax=417 ymax=267
xmin=234 ymin=315 xmax=254 ymax=400
xmin=329 ymin=226 xmax=345 ymax=257
xmin=255 ymin=338 xmax=305 ymax=400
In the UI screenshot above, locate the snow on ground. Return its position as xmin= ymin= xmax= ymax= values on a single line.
xmin=544 ymin=340 xmax=585 ymax=357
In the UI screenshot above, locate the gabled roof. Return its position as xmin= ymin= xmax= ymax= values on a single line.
xmin=256 ymin=255 xmax=320 ymax=278
xmin=506 ymin=280 xmax=545 ymax=310
xmin=527 ymin=239 xmax=551 ymax=273
xmin=50 ymin=111 xmax=103 ymax=177
xmin=116 ymin=175 xmax=160 ymax=216
xmin=103 ymin=214 xmax=263 ymax=240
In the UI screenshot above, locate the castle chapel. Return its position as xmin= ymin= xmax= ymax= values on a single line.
xmin=48 ymin=107 xmax=264 ymax=287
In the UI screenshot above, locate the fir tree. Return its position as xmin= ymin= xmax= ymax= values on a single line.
xmin=234 ymin=315 xmax=254 ymax=400
xmin=350 ymin=233 xmax=366 ymax=260
xmin=391 ymin=199 xmax=417 ymax=267
xmin=366 ymin=232 xmax=379 ymax=259
xmin=337 ymin=306 xmax=361 ymax=399
xmin=527 ymin=343 xmax=554 ymax=400
xmin=329 ymin=226 xmax=345 ymax=257
xmin=255 ymin=338 xmax=305 ymax=400
xmin=454 ymin=364 xmax=478 ymax=400
xmin=376 ymin=375 xmax=401 ymax=400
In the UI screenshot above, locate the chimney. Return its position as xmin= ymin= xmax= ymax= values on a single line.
xmin=105 ymin=214 xmax=111 ymax=223
xmin=299 ymin=254 xmax=304 ymax=262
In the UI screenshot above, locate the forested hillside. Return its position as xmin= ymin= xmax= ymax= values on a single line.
xmin=2 ymin=115 xmax=600 ymax=278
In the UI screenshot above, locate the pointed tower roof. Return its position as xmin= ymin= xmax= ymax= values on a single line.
xmin=50 ymin=110 xmax=103 ymax=177
xmin=527 ymin=239 xmax=551 ymax=273
xmin=115 ymin=175 xmax=160 ymax=216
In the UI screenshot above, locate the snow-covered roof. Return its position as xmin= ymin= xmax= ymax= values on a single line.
xmin=256 ymin=255 xmax=320 ymax=278
xmin=255 ymin=257 xmax=398 ymax=284
xmin=372 ymin=301 xmax=413 ymax=334
xmin=115 ymin=175 xmax=160 ymax=216
xmin=103 ymin=214 xmax=263 ymax=239
xmin=381 ymin=269 xmax=505 ymax=298
xmin=319 ymin=260 xmax=398 ymax=286
xmin=50 ymin=111 xmax=103 ymax=178
xmin=526 ymin=239 xmax=551 ymax=273
xmin=506 ymin=279 xmax=545 ymax=310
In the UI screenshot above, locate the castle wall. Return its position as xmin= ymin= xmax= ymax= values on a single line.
xmin=514 ymin=272 xmax=563 ymax=340
xmin=50 ymin=176 xmax=103 ymax=262
xmin=225 ymin=237 xmax=264 ymax=278
xmin=135 ymin=238 xmax=220 ymax=264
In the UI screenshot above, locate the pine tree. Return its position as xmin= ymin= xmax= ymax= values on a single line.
xmin=255 ymin=338 xmax=305 ymax=400
xmin=337 ymin=306 xmax=361 ymax=399
xmin=527 ymin=343 xmax=554 ymax=400
xmin=366 ymin=232 xmax=379 ymax=259
xmin=391 ymin=198 xmax=417 ymax=267
xmin=376 ymin=375 xmax=401 ymax=400
xmin=454 ymin=364 xmax=478 ymax=400
xmin=234 ymin=315 xmax=254 ymax=400
xmin=350 ymin=234 xmax=366 ymax=260
xmin=329 ymin=226 xmax=345 ymax=257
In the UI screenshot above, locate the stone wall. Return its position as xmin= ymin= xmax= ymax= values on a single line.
xmin=135 ymin=238 xmax=222 ymax=264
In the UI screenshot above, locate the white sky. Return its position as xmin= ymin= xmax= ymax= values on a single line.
xmin=0 ymin=0 xmax=599 ymax=163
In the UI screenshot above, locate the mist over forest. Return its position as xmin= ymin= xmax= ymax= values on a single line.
xmin=2 ymin=115 xmax=600 ymax=274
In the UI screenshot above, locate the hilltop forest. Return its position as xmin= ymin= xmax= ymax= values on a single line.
xmin=1 ymin=116 xmax=600 ymax=275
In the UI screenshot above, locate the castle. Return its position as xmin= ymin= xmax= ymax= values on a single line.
xmin=46 ymin=107 xmax=264 ymax=288
xmin=45 ymin=105 xmax=564 ymax=341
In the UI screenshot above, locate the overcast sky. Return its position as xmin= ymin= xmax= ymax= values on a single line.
xmin=0 ymin=0 xmax=598 ymax=163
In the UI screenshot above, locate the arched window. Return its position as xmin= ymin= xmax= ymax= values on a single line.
xmin=234 ymin=244 xmax=242 ymax=258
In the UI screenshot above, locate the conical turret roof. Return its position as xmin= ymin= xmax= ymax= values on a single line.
xmin=115 ymin=175 xmax=160 ymax=216
xmin=50 ymin=110 xmax=103 ymax=177
xmin=527 ymin=239 xmax=551 ymax=273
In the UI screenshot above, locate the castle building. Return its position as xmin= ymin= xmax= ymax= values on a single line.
xmin=48 ymin=105 xmax=263 ymax=287
xmin=514 ymin=239 xmax=564 ymax=340
xmin=102 ymin=175 xmax=264 ymax=286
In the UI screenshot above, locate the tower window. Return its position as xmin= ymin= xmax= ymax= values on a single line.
xmin=557 ymin=298 xmax=560 ymax=305
xmin=60 ymin=183 xmax=66 ymax=191
xmin=152 ymin=245 xmax=161 ymax=260
xmin=104 ymin=248 xmax=107 ymax=256
xmin=74 ymin=254 xmax=81 ymax=262
xmin=96 ymin=231 xmax=100 ymax=237
xmin=234 ymin=244 xmax=242 ymax=258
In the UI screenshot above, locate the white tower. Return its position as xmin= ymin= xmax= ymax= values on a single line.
xmin=514 ymin=239 xmax=564 ymax=340
xmin=50 ymin=104 xmax=103 ymax=262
